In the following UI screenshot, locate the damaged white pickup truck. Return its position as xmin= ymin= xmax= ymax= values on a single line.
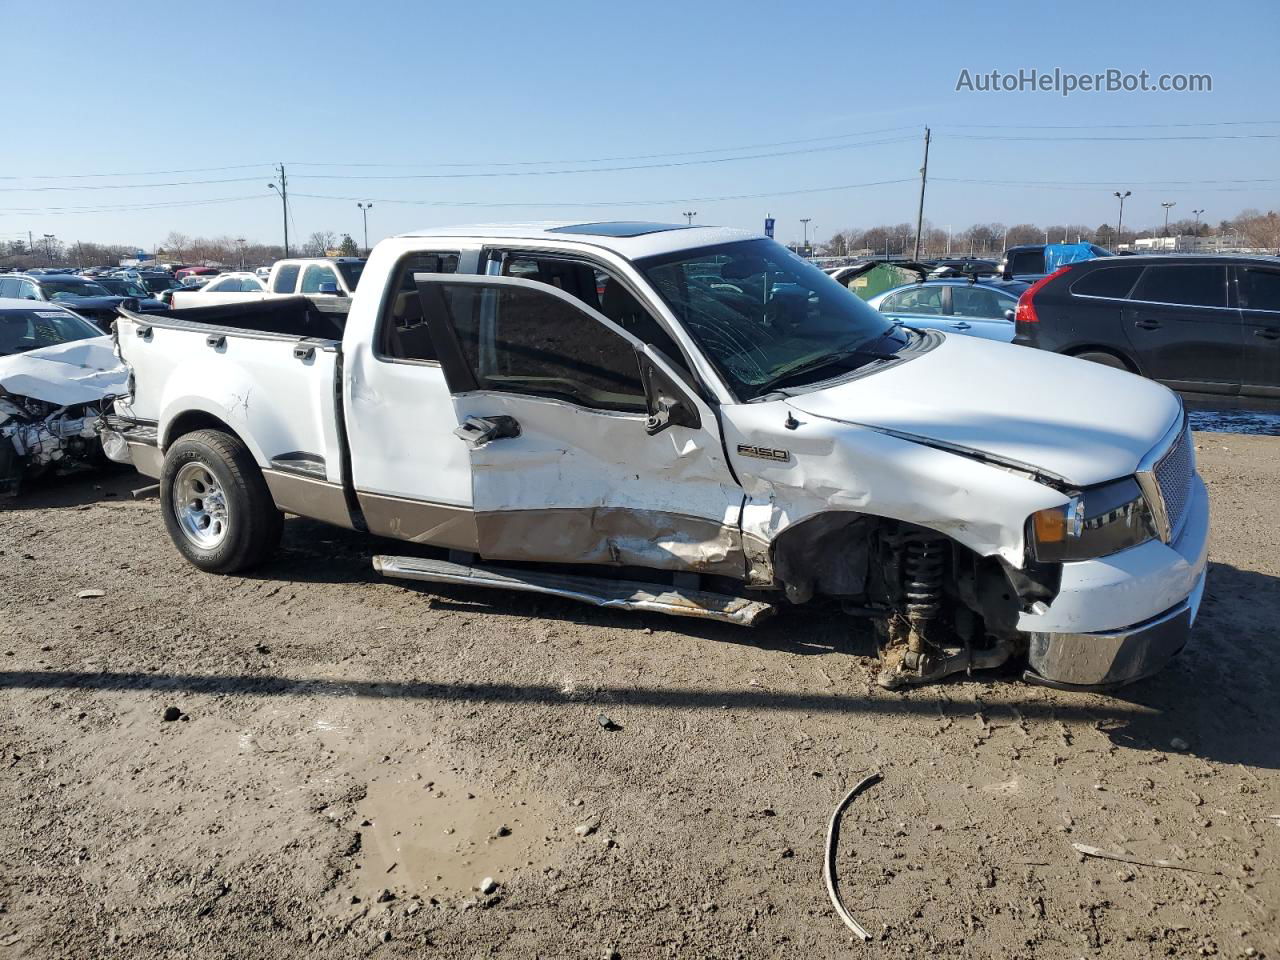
xmin=107 ymin=222 xmax=1209 ymax=691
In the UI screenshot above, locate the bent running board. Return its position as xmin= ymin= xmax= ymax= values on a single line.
xmin=373 ymin=555 xmax=776 ymax=627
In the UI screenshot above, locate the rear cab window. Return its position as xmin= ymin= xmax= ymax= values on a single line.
xmin=378 ymin=252 xmax=459 ymax=362
xmin=272 ymin=264 xmax=301 ymax=294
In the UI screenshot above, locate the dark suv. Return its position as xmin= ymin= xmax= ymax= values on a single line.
xmin=1013 ymin=255 xmax=1280 ymax=403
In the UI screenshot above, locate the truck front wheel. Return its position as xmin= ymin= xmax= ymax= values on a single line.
xmin=161 ymin=428 xmax=283 ymax=573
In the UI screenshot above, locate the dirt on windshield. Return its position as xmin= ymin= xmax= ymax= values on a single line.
xmin=1 ymin=432 xmax=1276 ymax=959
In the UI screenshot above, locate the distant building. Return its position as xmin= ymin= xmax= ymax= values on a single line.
xmin=1117 ymin=235 xmax=1271 ymax=254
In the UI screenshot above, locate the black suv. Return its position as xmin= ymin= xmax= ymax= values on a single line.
xmin=1013 ymin=255 xmax=1280 ymax=403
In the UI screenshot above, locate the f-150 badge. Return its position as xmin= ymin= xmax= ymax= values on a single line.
xmin=736 ymin=444 xmax=790 ymax=463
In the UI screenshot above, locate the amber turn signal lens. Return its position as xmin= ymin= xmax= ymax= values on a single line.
xmin=1032 ymin=506 xmax=1068 ymax=544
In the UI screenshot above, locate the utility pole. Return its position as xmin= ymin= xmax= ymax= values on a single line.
xmin=268 ymin=164 xmax=290 ymax=257
xmin=357 ymin=202 xmax=373 ymax=254
xmin=1192 ymin=208 xmax=1204 ymax=236
xmin=236 ymin=237 xmax=247 ymax=271
xmin=913 ymin=126 xmax=930 ymax=260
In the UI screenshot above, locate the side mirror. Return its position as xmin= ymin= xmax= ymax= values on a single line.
xmin=317 ymin=281 xmax=342 ymax=296
xmin=1004 ymin=309 xmax=1016 ymax=322
xmin=638 ymin=348 xmax=700 ymax=436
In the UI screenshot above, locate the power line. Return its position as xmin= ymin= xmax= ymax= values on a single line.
xmin=287 ymin=136 xmax=917 ymax=182
xmin=0 ymin=195 xmax=263 ymax=215
xmin=935 ymin=177 xmax=1280 ymax=193
xmin=0 ymin=176 xmax=267 ymax=194
xmin=939 ymin=119 xmax=1280 ymax=130
xmin=0 ymin=163 xmax=270 ymax=181
xmin=289 ymin=177 xmax=917 ymax=209
xmin=285 ymin=126 xmax=919 ymax=169
xmin=947 ymin=133 xmax=1280 ymax=142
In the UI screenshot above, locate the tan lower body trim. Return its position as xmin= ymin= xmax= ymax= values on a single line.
xmin=358 ymin=492 xmax=479 ymax=551
xmin=263 ymin=470 xmax=355 ymax=529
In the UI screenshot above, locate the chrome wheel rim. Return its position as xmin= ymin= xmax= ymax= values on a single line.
xmin=173 ymin=461 xmax=230 ymax=549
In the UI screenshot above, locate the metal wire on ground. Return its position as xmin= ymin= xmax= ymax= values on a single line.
xmin=823 ymin=771 xmax=883 ymax=942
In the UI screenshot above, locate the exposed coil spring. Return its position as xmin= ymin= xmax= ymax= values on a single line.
xmin=903 ymin=532 xmax=946 ymax=618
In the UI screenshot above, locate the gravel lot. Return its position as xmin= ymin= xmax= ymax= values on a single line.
xmin=1 ymin=432 xmax=1277 ymax=959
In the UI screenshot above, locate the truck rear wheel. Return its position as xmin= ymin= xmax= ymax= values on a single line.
xmin=161 ymin=428 xmax=283 ymax=574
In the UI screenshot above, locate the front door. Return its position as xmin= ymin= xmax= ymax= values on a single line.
xmin=1234 ymin=264 xmax=1280 ymax=399
xmin=416 ymin=273 xmax=747 ymax=578
xmin=1122 ymin=263 xmax=1242 ymax=396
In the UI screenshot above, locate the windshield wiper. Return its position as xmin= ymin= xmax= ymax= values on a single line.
xmin=753 ymin=342 xmax=900 ymax=396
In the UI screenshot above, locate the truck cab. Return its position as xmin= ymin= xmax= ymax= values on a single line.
xmin=109 ymin=222 xmax=1209 ymax=692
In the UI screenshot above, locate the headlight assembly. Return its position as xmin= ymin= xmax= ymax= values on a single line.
xmin=1029 ymin=477 xmax=1155 ymax=562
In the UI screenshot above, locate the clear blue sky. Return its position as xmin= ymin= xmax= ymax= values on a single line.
xmin=4 ymin=0 xmax=1278 ymax=249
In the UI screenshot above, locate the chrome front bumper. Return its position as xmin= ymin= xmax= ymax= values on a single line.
xmin=1024 ymin=569 xmax=1205 ymax=689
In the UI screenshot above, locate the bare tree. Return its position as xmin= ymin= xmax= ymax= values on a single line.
xmin=305 ymin=231 xmax=337 ymax=257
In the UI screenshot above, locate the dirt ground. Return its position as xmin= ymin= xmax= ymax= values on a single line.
xmin=1 ymin=432 xmax=1277 ymax=960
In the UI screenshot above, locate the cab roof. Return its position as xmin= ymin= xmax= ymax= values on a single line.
xmin=396 ymin=221 xmax=761 ymax=260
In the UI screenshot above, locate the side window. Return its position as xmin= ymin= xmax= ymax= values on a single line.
xmin=951 ymin=286 xmax=1005 ymax=319
xmin=301 ymin=264 xmax=339 ymax=293
xmin=20 ymin=281 xmax=40 ymax=300
xmin=436 ymin=281 xmax=647 ymax=412
xmin=1131 ymin=265 xmax=1226 ymax=308
xmin=379 ymin=252 xmax=459 ymax=362
xmin=272 ymin=264 xmax=300 ymax=294
xmin=498 ymin=252 xmax=687 ymax=370
xmin=1070 ymin=266 xmax=1143 ymax=300
xmin=1239 ymin=268 xmax=1280 ymax=311
xmin=882 ymin=286 xmax=943 ymax=315
xmin=206 ymin=278 xmax=235 ymax=292
xmin=0 ymin=278 xmax=17 ymax=298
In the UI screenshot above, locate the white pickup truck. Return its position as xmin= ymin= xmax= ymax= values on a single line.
xmin=107 ymin=222 xmax=1209 ymax=691
xmin=169 ymin=258 xmax=365 ymax=309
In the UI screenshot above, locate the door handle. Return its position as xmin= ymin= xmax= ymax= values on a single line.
xmin=1254 ymin=328 xmax=1280 ymax=340
xmin=949 ymin=321 xmax=972 ymax=330
xmin=454 ymin=415 xmax=521 ymax=448
xmin=292 ymin=343 xmax=315 ymax=361
xmin=1134 ymin=319 xmax=1162 ymax=330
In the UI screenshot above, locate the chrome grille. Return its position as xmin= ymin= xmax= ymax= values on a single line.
xmin=1152 ymin=423 xmax=1194 ymax=538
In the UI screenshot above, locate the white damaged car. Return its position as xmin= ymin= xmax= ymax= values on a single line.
xmin=0 ymin=298 xmax=129 ymax=496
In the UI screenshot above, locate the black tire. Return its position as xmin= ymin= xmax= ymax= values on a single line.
xmin=1075 ymin=350 xmax=1132 ymax=372
xmin=161 ymin=428 xmax=283 ymax=574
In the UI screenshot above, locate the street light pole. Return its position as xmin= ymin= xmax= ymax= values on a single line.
xmin=1161 ymin=201 xmax=1176 ymax=241
xmin=235 ymin=238 xmax=247 ymax=271
xmin=1113 ymin=190 xmax=1131 ymax=246
xmin=42 ymin=234 xmax=56 ymax=265
xmin=1192 ymin=208 xmax=1205 ymax=239
xmin=800 ymin=217 xmax=811 ymax=253
xmin=268 ymin=164 xmax=289 ymax=257
xmin=357 ymin=202 xmax=373 ymax=254
xmin=682 ymin=210 xmax=696 ymax=225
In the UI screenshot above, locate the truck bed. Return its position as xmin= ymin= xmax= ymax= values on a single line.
xmin=137 ymin=295 xmax=348 ymax=340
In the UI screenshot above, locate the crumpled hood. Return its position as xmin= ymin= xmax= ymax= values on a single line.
xmin=785 ymin=334 xmax=1181 ymax=487
xmin=0 ymin=337 xmax=129 ymax=407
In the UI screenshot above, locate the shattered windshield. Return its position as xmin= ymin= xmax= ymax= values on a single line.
xmin=638 ymin=239 xmax=900 ymax=400
xmin=0 ymin=308 xmax=101 ymax=356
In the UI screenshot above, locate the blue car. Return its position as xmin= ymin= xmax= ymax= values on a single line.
xmin=866 ymin=277 xmax=1029 ymax=342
